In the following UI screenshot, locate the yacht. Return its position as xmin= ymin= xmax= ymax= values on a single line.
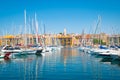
xmin=1 ymin=45 xmax=22 ymax=53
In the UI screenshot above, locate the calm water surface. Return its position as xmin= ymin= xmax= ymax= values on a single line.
xmin=0 ymin=48 xmax=120 ymax=80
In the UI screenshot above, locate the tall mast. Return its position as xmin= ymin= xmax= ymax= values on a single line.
xmin=28 ymin=17 xmax=31 ymax=45
xmin=94 ymin=15 xmax=101 ymax=35
xmin=98 ymin=16 xmax=101 ymax=45
xmin=43 ymin=24 xmax=45 ymax=34
xmin=43 ymin=24 xmax=46 ymax=46
xmin=31 ymin=19 xmax=34 ymax=45
xmin=24 ymin=9 xmax=27 ymax=46
xmin=35 ymin=13 xmax=39 ymax=45
xmin=93 ymin=15 xmax=101 ymax=45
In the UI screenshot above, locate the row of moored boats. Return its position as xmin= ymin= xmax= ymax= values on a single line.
xmin=0 ymin=45 xmax=62 ymax=59
xmin=79 ymin=45 xmax=120 ymax=59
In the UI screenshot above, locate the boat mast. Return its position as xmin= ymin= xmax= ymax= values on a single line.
xmin=93 ymin=15 xmax=101 ymax=46
xmin=43 ymin=24 xmax=46 ymax=46
xmin=81 ymin=29 xmax=85 ymax=47
xmin=98 ymin=16 xmax=101 ymax=45
xmin=24 ymin=10 xmax=27 ymax=47
xmin=31 ymin=19 xmax=34 ymax=45
xmin=35 ymin=13 xmax=39 ymax=45
xmin=28 ymin=17 xmax=31 ymax=45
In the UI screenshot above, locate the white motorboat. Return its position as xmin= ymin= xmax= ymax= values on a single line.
xmin=1 ymin=45 xmax=14 ymax=53
xmin=1 ymin=45 xmax=22 ymax=53
xmin=21 ymin=49 xmax=37 ymax=54
xmin=42 ymin=46 xmax=52 ymax=53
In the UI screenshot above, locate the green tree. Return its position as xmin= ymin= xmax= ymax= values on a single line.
xmin=59 ymin=33 xmax=63 ymax=35
xmin=93 ymin=38 xmax=99 ymax=44
xmin=93 ymin=38 xmax=106 ymax=45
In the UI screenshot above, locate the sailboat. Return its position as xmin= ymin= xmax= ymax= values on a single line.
xmin=89 ymin=16 xmax=119 ymax=57
xmin=21 ymin=10 xmax=38 ymax=54
xmin=33 ymin=13 xmax=43 ymax=55
xmin=40 ymin=24 xmax=52 ymax=53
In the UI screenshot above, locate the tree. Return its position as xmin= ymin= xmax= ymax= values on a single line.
xmin=59 ymin=33 xmax=63 ymax=35
xmin=93 ymin=38 xmax=106 ymax=45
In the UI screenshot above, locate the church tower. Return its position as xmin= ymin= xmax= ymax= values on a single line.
xmin=64 ymin=28 xmax=67 ymax=36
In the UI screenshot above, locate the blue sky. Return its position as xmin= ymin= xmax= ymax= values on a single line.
xmin=0 ymin=0 xmax=120 ymax=34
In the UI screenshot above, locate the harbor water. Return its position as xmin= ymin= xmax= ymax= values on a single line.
xmin=0 ymin=48 xmax=120 ymax=80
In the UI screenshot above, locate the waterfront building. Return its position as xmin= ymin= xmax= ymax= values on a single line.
xmin=56 ymin=34 xmax=72 ymax=47
xmin=78 ymin=33 xmax=109 ymax=46
xmin=108 ymin=34 xmax=120 ymax=46
xmin=55 ymin=33 xmax=80 ymax=47
xmin=91 ymin=33 xmax=108 ymax=45
xmin=79 ymin=34 xmax=92 ymax=46
xmin=0 ymin=32 xmax=110 ymax=47
xmin=1 ymin=35 xmax=15 ymax=45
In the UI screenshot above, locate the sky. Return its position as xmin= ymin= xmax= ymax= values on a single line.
xmin=0 ymin=0 xmax=120 ymax=35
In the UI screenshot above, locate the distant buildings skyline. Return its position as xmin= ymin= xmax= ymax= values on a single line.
xmin=0 ymin=31 xmax=120 ymax=47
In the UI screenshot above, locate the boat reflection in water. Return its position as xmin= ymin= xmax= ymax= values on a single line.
xmin=0 ymin=53 xmax=45 ymax=80
xmin=0 ymin=48 xmax=120 ymax=80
